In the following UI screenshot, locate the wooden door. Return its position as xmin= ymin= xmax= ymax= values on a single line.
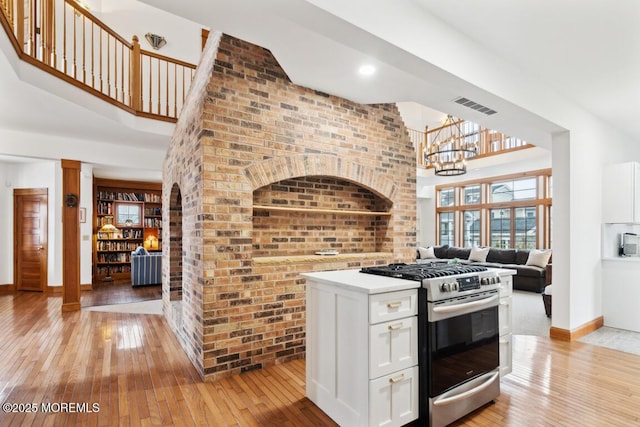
xmin=14 ymin=189 xmax=48 ymax=292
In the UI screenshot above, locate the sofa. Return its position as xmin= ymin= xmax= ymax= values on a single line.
xmin=417 ymin=245 xmax=552 ymax=293
xmin=131 ymin=250 xmax=162 ymax=286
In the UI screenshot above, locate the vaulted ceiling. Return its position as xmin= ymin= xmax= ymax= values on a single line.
xmin=142 ymin=0 xmax=639 ymax=146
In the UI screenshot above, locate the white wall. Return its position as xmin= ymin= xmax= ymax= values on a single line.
xmin=80 ymin=164 xmax=94 ymax=285
xmin=0 ymin=163 xmax=12 ymax=284
xmin=85 ymin=0 xmax=203 ymax=65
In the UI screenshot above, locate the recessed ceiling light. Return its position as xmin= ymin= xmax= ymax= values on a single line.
xmin=358 ymin=65 xmax=376 ymax=76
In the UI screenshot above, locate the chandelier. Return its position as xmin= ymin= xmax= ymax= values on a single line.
xmin=424 ymin=115 xmax=478 ymax=176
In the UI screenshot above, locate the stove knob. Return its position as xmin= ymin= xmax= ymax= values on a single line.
xmin=495 ymin=276 xmax=502 ymax=284
xmin=481 ymin=278 xmax=488 ymax=286
xmin=441 ymin=283 xmax=450 ymax=292
xmin=490 ymin=277 xmax=497 ymax=285
xmin=452 ymin=282 xmax=459 ymax=291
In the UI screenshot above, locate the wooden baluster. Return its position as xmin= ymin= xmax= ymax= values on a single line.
xmin=113 ymin=39 xmax=118 ymax=102
xmin=165 ymin=61 xmax=169 ymax=116
xmin=156 ymin=57 xmax=160 ymax=114
xmin=106 ymin=34 xmax=110 ymax=97
xmin=130 ymin=35 xmax=141 ymax=111
xmin=90 ymin=23 xmax=94 ymax=88
xmin=148 ymin=55 xmax=152 ymax=113
xmin=72 ymin=2 xmax=76 ymax=78
xmin=99 ymin=28 xmax=103 ymax=93
xmin=51 ymin=0 xmax=56 ymax=68
xmin=62 ymin=0 xmax=67 ymax=73
xmin=41 ymin=0 xmax=53 ymax=65
xmin=120 ymin=41 xmax=124 ymax=103
xmin=16 ymin=0 xmax=23 ymax=50
xmin=28 ymin=0 xmax=34 ymax=56
xmin=173 ymin=63 xmax=177 ymax=118
xmin=82 ymin=14 xmax=86 ymax=83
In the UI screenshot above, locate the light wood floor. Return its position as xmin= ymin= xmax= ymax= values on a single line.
xmin=82 ymin=283 xmax=161 ymax=307
xmin=1 ymin=292 xmax=640 ymax=426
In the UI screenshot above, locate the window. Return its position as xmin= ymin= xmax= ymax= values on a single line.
xmin=490 ymin=209 xmax=511 ymax=248
xmin=439 ymin=212 xmax=454 ymax=246
xmin=114 ymin=202 xmax=142 ymax=227
xmin=463 ymin=210 xmax=480 ymax=247
xmin=434 ymin=170 xmax=551 ymax=247
xmin=463 ymin=185 xmax=480 ymax=205
xmin=515 ymin=207 xmax=537 ymax=249
xmin=490 ymin=177 xmax=536 ymax=202
xmin=439 ymin=188 xmax=454 ymax=207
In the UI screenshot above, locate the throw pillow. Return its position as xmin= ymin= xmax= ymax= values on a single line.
xmin=469 ymin=246 xmax=490 ymax=262
xmin=417 ymin=246 xmax=436 ymax=259
xmin=526 ymin=249 xmax=552 ymax=268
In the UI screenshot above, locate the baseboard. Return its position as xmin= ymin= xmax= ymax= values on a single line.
xmin=47 ymin=285 xmax=63 ymax=294
xmin=550 ymin=316 xmax=604 ymax=341
xmin=0 ymin=284 xmax=15 ymax=292
xmin=81 ymin=284 xmax=93 ymax=291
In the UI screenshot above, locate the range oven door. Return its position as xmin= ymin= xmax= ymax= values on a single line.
xmin=427 ymin=290 xmax=499 ymax=397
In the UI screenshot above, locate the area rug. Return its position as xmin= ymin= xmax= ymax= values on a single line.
xmin=578 ymin=327 xmax=640 ymax=357
xmin=84 ymin=299 xmax=162 ymax=315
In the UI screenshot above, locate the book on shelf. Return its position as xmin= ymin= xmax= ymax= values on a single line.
xmin=98 ymin=191 xmax=160 ymax=203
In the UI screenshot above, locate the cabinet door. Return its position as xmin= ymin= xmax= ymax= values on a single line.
xmin=499 ymin=333 xmax=512 ymax=377
xmin=369 ymin=289 xmax=417 ymax=324
xmin=499 ymin=296 xmax=512 ymax=336
xmin=369 ymin=316 xmax=418 ymax=379
xmin=602 ymin=162 xmax=638 ymax=223
xmin=369 ymin=366 xmax=419 ymax=427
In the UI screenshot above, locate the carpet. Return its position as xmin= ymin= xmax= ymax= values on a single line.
xmin=84 ymin=299 xmax=162 ymax=315
xmin=511 ymin=290 xmax=551 ymax=337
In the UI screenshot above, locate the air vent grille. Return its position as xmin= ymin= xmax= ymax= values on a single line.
xmin=453 ymin=97 xmax=497 ymax=116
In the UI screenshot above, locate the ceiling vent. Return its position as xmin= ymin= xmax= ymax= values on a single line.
xmin=453 ymin=97 xmax=497 ymax=116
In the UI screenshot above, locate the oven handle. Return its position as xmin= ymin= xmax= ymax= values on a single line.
xmin=432 ymin=371 xmax=500 ymax=407
xmin=432 ymin=294 xmax=498 ymax=314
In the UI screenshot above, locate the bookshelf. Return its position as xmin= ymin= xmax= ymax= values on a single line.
xmin=93 ymin=178 xmax=162 ymax=283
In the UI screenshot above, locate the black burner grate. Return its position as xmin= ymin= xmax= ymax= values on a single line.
xmin=360 ymin=263 xmax=488 ymax=281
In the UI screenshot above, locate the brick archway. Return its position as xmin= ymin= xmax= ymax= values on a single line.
xmin=243 ymin=154 xmax=398 ymax=201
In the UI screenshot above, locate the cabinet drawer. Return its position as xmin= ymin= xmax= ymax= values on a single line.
xmin=369 ymin=316 xmax=418 ymax=379
xmin=369 ymin=289 xmax=417 ymax=324
xmin=369 ymin=366 xmax=419 ymax=427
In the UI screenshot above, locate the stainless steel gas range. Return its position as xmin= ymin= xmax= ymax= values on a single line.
xmin=360 ymin=262 xmax=502 ymax=427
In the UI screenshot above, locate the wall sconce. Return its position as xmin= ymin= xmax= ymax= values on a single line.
xmin=145 ymin=33 xmax=167 ymax=50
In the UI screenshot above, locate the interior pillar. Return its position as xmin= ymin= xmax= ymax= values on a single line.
xmin=61 ymin=159 xmax=81 ymax=312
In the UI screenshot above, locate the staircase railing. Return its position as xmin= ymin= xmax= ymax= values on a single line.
xmin=0 ymin=0 xmax=196 ymax=122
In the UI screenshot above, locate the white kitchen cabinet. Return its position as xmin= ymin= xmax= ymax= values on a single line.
xmin=305 ymin=276 xmax=419 ymax=427
xmin=498 ymin=273 xmax=513 ymax=377
xmin=602 ymin=162 xmax=640 ymax=223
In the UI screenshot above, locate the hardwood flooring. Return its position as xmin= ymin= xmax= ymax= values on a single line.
xmin=82 ymin=283 xmax=161 ymax=307
xmin=1 ymin=291 xmax=640 ymax=426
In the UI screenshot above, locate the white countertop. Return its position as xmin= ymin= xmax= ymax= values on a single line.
xmin=302 ymin=267 xmax=516 ymax=295
xmin=301 ymin=269 xmax=420 ymax=294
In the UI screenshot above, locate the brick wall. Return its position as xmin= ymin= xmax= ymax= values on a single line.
xmin=164 ymin=32 xmax=416 ymax=381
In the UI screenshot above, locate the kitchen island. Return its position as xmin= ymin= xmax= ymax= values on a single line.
xmin=302 ymin=266 xmax=514 ymax=427
xmin=303 ymin=269 xmax=420 ymax=427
